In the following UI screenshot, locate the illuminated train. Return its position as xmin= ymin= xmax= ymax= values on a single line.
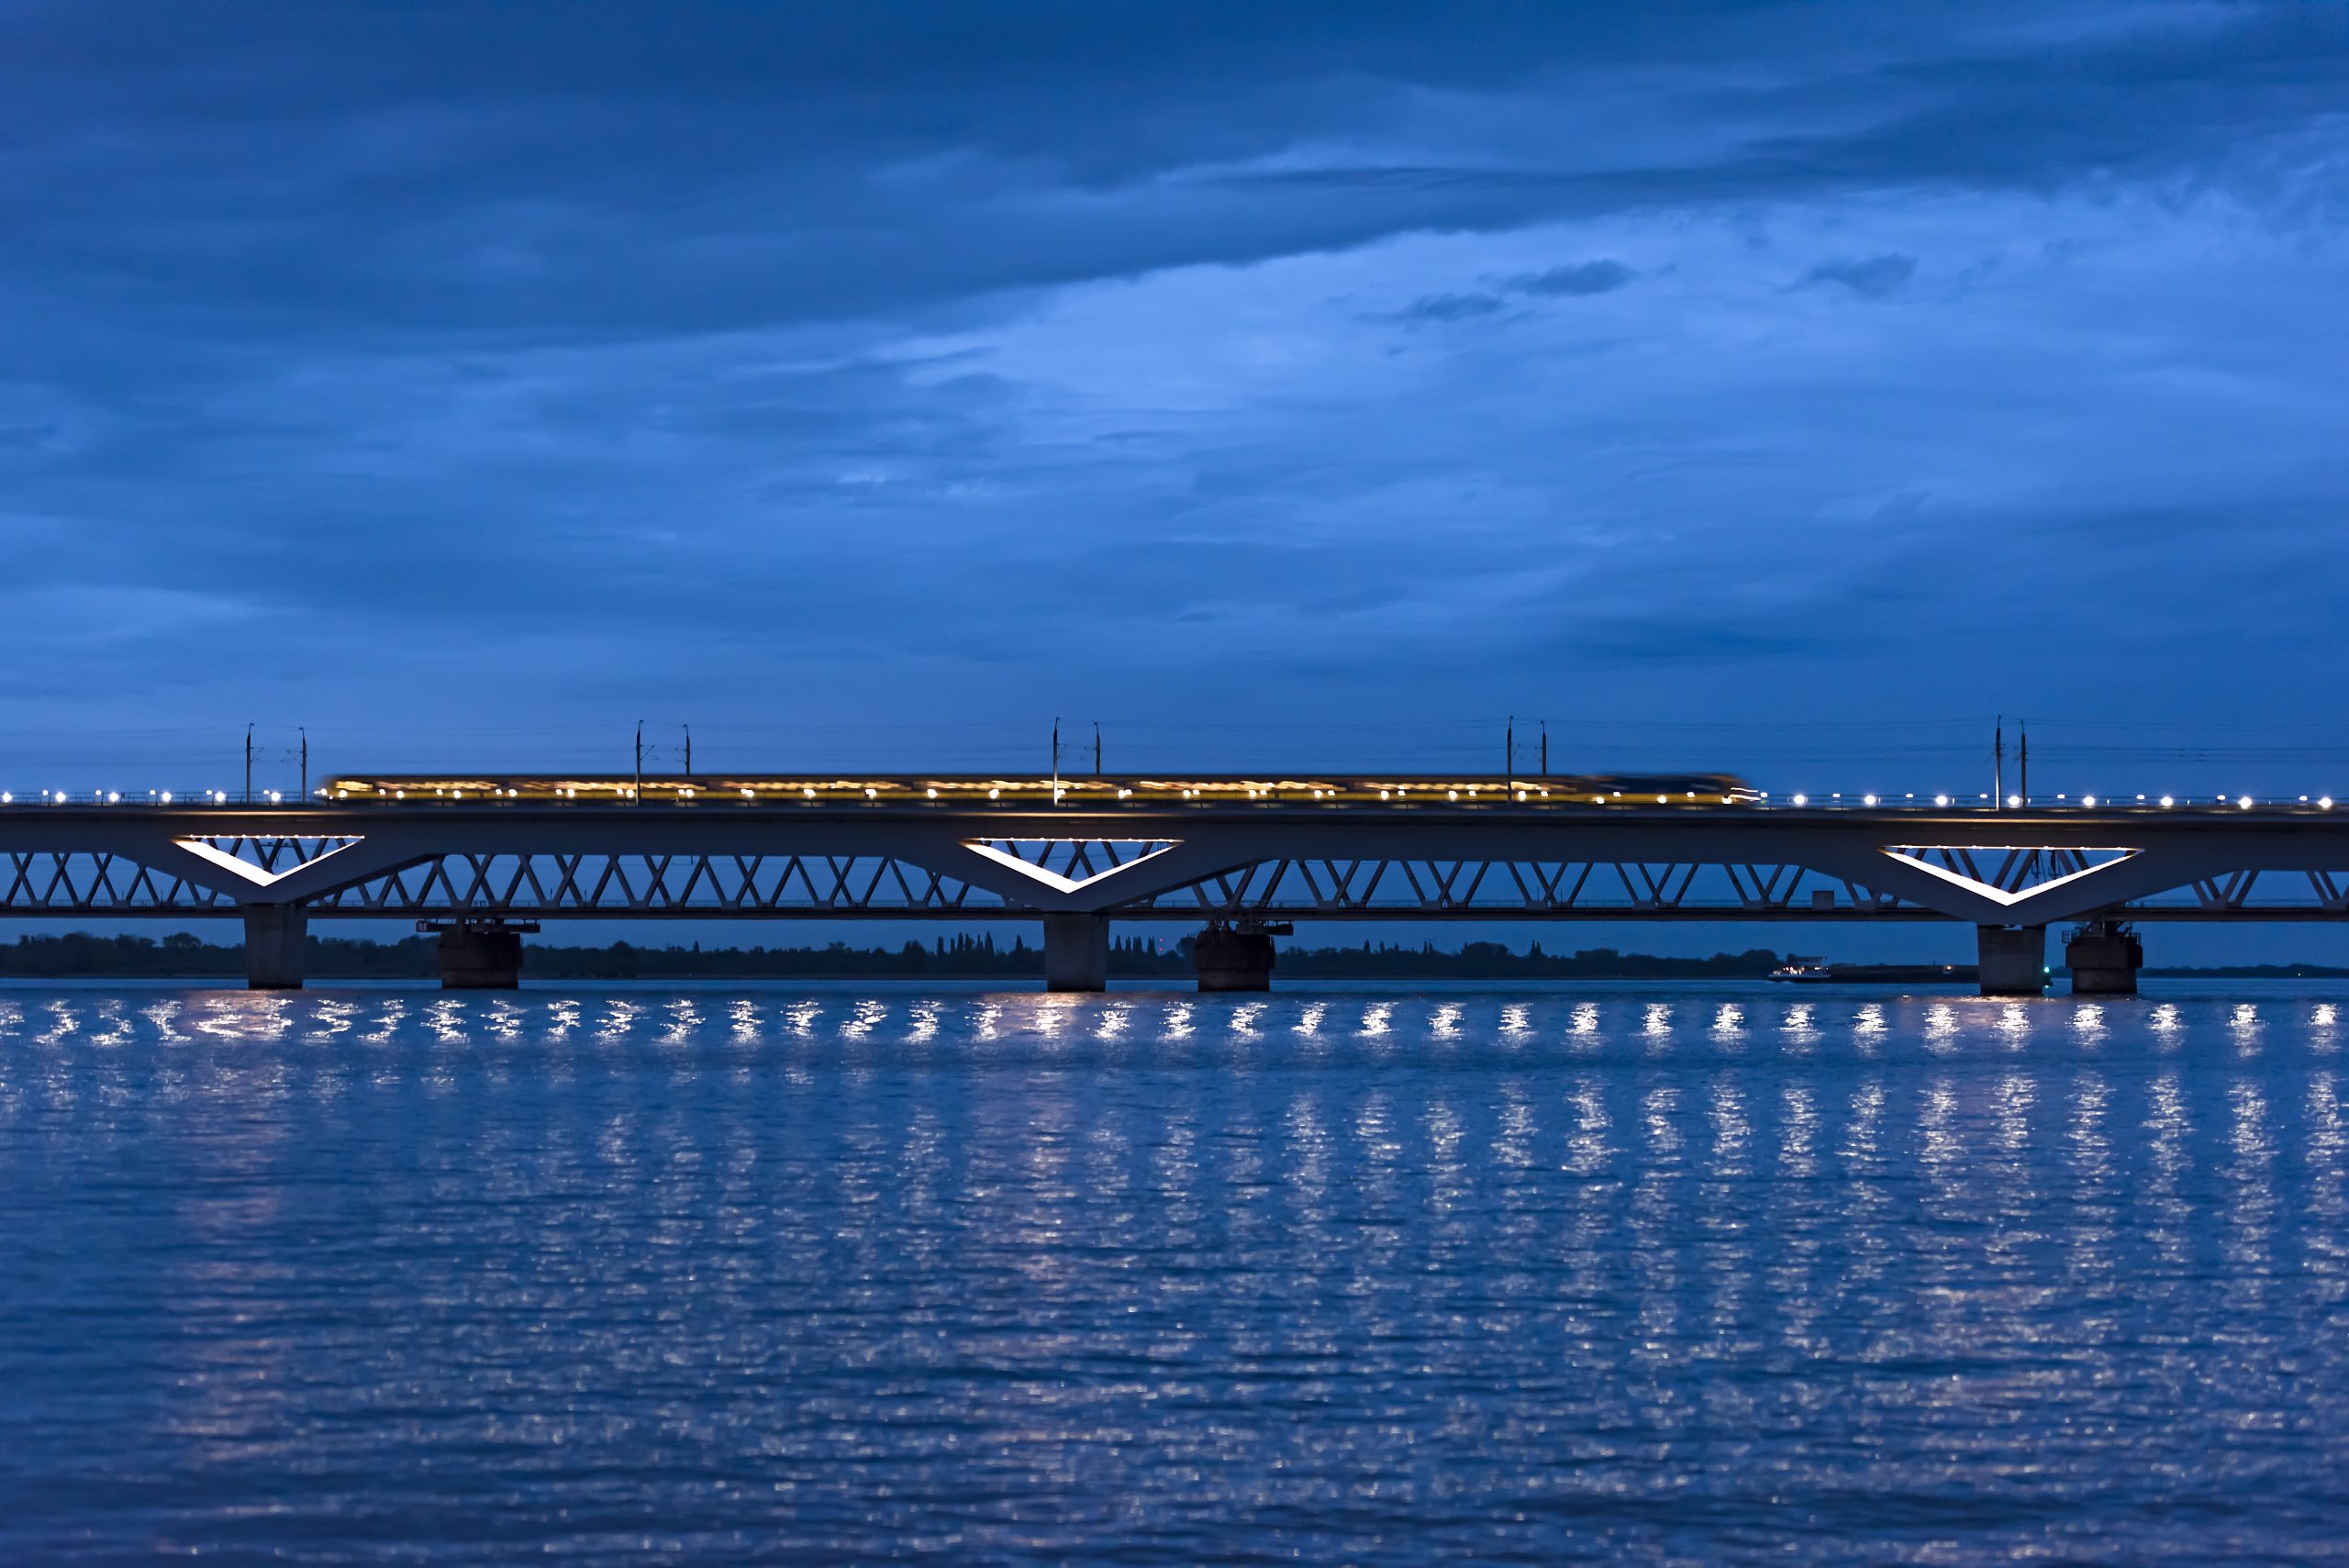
xmin=319 ymin=772 xmax=1761 ymax=807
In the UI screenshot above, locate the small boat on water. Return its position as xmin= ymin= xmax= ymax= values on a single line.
xmin=1770 ymin=957 xmax=1976 ymax=984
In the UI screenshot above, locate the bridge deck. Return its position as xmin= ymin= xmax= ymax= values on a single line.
xmin=0 ymin=797 xmax=2343 ymax=925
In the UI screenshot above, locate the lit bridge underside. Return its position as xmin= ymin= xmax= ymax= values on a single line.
xmin=6 ymin=782 xmax=2349 ymax=989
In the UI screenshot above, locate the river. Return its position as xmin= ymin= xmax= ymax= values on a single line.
xmin=2 ymin=980 xmax=2344 ymax=1563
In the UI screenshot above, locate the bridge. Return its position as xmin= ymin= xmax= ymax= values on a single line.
xmin=2 ymin=770 xmax=2346 ymax=995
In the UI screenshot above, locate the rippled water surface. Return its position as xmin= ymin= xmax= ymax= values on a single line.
xmin=5 ymin=981 xmax=2349 ymax=1563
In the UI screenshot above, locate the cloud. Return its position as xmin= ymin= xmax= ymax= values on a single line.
xmin=1397 ymin=291 xmax=1507 ymax=322
xmin=1506 ymin=260 xmax=1636 ymax=296
xmin=1797 ymin=252 xmax=1920 ymax=296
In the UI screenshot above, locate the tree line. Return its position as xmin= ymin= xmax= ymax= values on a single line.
xmin=0 ymin=930 xmax=1797 ymax=979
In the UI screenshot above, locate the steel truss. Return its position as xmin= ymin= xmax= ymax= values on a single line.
xmin=4 ymin=802 xmax=2349 ymax=924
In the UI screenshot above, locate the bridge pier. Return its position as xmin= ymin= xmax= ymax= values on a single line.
xmin=424 ymin=919 xmax=536 ymax=989
xmin=1976 ymin=925 xmax=2047 ymax=996
xmin=1042 ymin=913 xmax=1109 ymax=992
xmin=2065 ymin=918 xmax=2143 ymax=995
xmin=241 ymin=904 xmax=306 ymax=990
xmin=1193 ymin=921 xmax=1279 ymax=992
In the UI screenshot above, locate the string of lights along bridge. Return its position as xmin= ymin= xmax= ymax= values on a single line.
xmin=7 ymin=759 xmax=2349 ymax=999
xmin=4 ymin=776 xmax=2343 ymax=811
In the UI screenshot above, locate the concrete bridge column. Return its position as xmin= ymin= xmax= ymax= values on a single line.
xmin=1193 ymin=923 xmax=1277 ymax=992
xmin=1976 ymin=925 xmax=2047 ymax=996
xmin=1042 ymin=913 xmax=1109 ymax=993
xmin=429 ymin=921 xmax=531 ymax=989
xmin=241 ymin=904 xmax=306 ymax=990
xmin=2065 ymin=919 xmax=2143 ymax=995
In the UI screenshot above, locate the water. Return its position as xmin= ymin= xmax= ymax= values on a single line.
xmin=2 ymin=980 xmax=2346 ymax=1563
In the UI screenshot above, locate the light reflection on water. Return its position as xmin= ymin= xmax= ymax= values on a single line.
xmin=1 ymin=983 xmax=2348 ymax=1562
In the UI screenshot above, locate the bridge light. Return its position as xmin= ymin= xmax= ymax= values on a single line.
xmin=1792 ymin=794 xmax=1808 ymax=806
xmin=928 ymin=787 xmax=939 ymax=799
xmin=1380 ymin=790 xmax=1390 ymax=800
xmin=1863 ymin=795 xmax=1878 ymax=806
xmin=989 ymin=787 xmax=1000 ymax=800
xmin=1448 ymin=790 xmax=1459 ymax=801
xmin=1657 ymin=794 xmax=1668 ymax=804
xmin=2161 ymin=795 xmax=2174 ymax=806
xmin=804 ymin=786 xmax=816 ymax=798
xmin=2137 ymin=794 xmax=2145 ymax=801
xmin=2324 ymin=797 xmax=2335 ymax=809
xmin=1516 ymin=790 xmax=1527 ymax=801
xmin=2083 ymin=795 xmax=2097 ymax=806
xmin=2007 ymin=795 xmax=2021 ymax=807
xmin=2240 ymin=795 xmax=2254 ymax=809
xmin=864 ymin=787 xmax=877 ymax=799
xmin=1934 ymin=795 xmax=1950 ymax=806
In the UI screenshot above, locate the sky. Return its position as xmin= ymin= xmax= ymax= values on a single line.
xmin=5 ymin=3 xmax=2349 ymax=817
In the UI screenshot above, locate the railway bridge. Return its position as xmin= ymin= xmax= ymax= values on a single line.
xmin=1 ymin=770 xmax=2344 ymax=995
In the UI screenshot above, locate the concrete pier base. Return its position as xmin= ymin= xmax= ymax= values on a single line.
xmin=2065 ymin=918 xmax=2143 ymax=995
xmin=241 ymin=904 xmax=306 ymax=990
xmin=1976 ymin=925 xmax=2047 ymax=996
xmin=428 ymin=920 xmax=533 ymax=989
xmin=1193 ymin=924 xmax=1276 ymax=992
xmin=1042 ymin=913 xmax=1109 ymax=993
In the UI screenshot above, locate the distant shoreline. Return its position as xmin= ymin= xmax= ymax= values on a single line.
xmin=0 ymin=930 xmax=2343 ymax=982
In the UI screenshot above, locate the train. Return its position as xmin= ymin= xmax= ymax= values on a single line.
xmin=317 ymin=771 xmax=1762 ymax=807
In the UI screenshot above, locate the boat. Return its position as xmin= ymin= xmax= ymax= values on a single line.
xmin=1769 ymin=958 xmax=1976 ymax=984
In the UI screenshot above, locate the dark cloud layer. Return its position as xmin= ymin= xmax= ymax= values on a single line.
xmin=1513 ymin=261 xmax=1636 ymax=297
xmin=1 ymin=0 xmax=2347 ymax=798
xmin=1798 ymin=253 xmax=1918 ymax=296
